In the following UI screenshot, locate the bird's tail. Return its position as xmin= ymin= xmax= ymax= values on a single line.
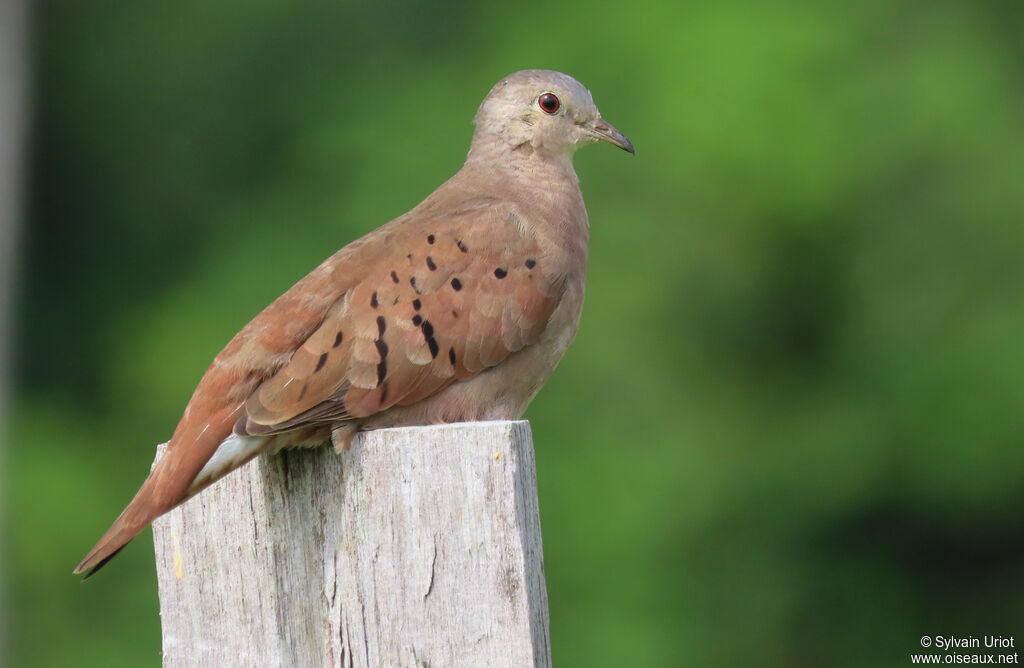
xmin=73 ymin=473 xmax=168 ymax=578
xmin=74 ymin=404 xmax=249 ymax=579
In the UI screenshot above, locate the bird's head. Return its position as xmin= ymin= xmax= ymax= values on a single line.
xmin=469 ymin=69 xmax=634 ymax=163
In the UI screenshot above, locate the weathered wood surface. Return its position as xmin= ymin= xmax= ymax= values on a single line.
xmin=152 ymin=420 xmax=551 ymax=668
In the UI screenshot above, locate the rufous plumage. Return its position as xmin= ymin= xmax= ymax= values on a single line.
xmin=75 ymin=69 xmax=633 ymax=577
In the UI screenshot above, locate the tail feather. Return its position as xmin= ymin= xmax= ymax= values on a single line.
xmin=74 ymin=404 xmax=248 ymax=578
xmin=73 ymin=472 xmax=173 ymax=578
xmin=75 ymin=544 xmax=127 ymax=580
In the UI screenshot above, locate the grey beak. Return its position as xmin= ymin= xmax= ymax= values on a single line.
xmin=589 ymin=118 xmax=635 ymax=155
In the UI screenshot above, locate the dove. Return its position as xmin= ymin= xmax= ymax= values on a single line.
xmin=75 ymin=69 xmax=633 ymax=578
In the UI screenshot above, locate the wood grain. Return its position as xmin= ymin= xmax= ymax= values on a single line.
xmin=153 ymin=421 xmax=551 ymax=667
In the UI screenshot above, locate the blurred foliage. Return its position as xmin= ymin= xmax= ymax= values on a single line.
xmin=6 ymin=0 xmax=1024 ymax=665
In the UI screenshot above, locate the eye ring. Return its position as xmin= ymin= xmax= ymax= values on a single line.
xmin=538 ymin=92 xmax=560 ymax=114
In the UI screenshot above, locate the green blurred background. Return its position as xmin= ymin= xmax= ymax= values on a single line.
xmin=6 ymin=0 xmax=1024 ymax=665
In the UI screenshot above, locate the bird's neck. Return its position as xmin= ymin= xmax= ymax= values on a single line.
xmin=465 ymin=140 xmax=580 ymax=189
xmin=456 ymin=143 xmax=589 ymax=264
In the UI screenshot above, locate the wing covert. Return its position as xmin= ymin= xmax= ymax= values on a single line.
xmin=239 ymin=203 xmax=561 ymax=435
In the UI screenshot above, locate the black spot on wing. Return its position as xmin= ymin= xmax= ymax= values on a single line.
xmin=374 ymin=339 xmax=388 ymax=386
xmin=420 ymin=319 xmax=439 ymax=359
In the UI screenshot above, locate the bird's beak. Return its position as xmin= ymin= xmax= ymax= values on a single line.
xmin=587 ymin=118 xmax=635 ymax=155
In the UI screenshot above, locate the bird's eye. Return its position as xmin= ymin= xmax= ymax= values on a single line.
xmin=538 ymin=93 xmax=560 ymax=114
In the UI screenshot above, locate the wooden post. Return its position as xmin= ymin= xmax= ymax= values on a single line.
xmin=152 ymin=420 xmax=551 ymax=667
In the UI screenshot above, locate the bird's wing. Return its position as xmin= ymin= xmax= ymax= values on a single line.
xmin=239 ymin=200 xmax=562 ymax=435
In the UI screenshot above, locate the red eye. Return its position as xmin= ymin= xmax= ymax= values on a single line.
xmin=538 ymin=93 xmax=560 ymax=114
